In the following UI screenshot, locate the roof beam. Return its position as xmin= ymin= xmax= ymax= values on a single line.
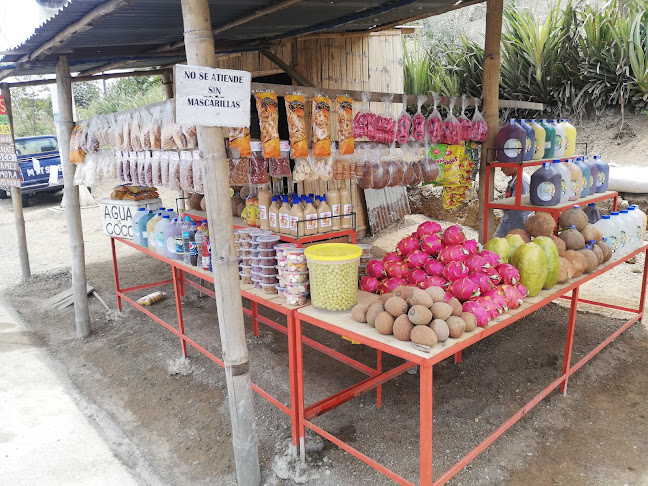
xmin=79 ymin=0 xmax=304 ymax=76
xmin=0 ymin=0 xmax=133 ymax=81
xmin=259 ymin=49 xmax=314 ymax=87
xmin=0 ymin=68 xmax=171 ymax=89
xmin=373 ymin=0 xmax=485 ymax=32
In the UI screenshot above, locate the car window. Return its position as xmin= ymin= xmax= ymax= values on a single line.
xmin=15 ymin=137 xmax=59 ymax=156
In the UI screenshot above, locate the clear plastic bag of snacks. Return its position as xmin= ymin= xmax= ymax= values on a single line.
xmin=168 ymin=152 xmax=181 ymax=191
xmin=353 ymin=91 xmax=376 ymax=140
xmin=420 ymin=156 xmax=441 ymax=184
xmin=128 ymin=152 xmax=138 ymax=184
xmin=150 ymin=105 xmax=162 ymax=150
xmin=427 ymin=92 xmax=444 ymax=144
xmin=370 ymin=145 xmax=388 ymax=190
xmin=284 ymin=93 xmax=307 ymax=158
xmin=139 ymin=109 xmax=152 ymax=150
xmin=470 ymin=97 xmax=488 ymax=142
xmin=441 ymin=97 xmax=462 ymax=145
xmin=138 ymin=154 xmax=146 ymax=186
xmin=458 ymin=95 xmax=473 ymax=142
xmin=293 ymin=157 xmax=313 ymax=182
xmin=130 ymin=111 xmax=143 ymax=151
xmin=182 ymin=126 xmax=197 ymax=149
xmin=357 ymin=145 xmax=372 ymax=189
xmin=229 ymin=157 xmax=249 ymax=185
xmin=336 ymin=95 xmax=354 ymax=155
xmin=269 ymin=152 xmax=291 ymax=177
xmin=412 ymin=95 xmax=427 ymax=141
xmin=396 ymin=97 xmax=412 ymax=145
xmin=254 ymin=91 xmax=280 ymax=158
xmin=228 ymin=127 xmax=252 ymax=158
xmin=312 ymin=94 xmax=331 ymax=157
xmin=151 ymin=151 xmax=162 ymax=186
xmin=192 ymin=150 xmax=204 ymax=193
xmin=86 ymin=119 xmax=99 ymax=153
xmin=161 ymin=103 xmax=177 ymax=150
xmin=250 ymin=153 xmax=269 ymax=184
xmin=144 ymin=153 xmax=153 ymax=186
xmin=374 ymin=95 xmax=396 ymax=144
xmin=160 ymin=151 xmax=170 ymax=186
xmin=400 ymin=143 xmax=416 ymax=186
xmin=122 ymin=113 xmax=133 ymax=152
xmin=180 ymin=151 xmax=194 ymax=192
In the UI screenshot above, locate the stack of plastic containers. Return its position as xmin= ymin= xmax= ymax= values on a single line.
xmin=254 ymin=234 xmax=280 ymax=295
xmin=277 ymin=246 xmax=310 ymax=305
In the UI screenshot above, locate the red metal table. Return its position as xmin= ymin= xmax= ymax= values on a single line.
xmin=294 ymin=244 xmax=648 ymax=485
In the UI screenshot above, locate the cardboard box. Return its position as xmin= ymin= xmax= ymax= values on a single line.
xmin=100 ymin=197 xmax=162 ymax=239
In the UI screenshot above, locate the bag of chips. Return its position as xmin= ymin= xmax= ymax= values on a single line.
xmin=254 ymin=91 xmax=280 ymax=158
xmin=441 ymin=97 xmax=462 ymax=145
xmin=312 ymin=94 xmax=331 ymax=157
xmin=285 ymin=93 xmax=307 ymax=159
xmin=228 ymin=127 xmax=252 ymax=158
xmin=336 ymin=95 xmax=354 ymax=155
xmin=353 ymin=91 xmax=376 ymax=140
xmin=470 ymin=98 xmax=488 ymax=142
xmin=458 ymin=95 xmax=473 ymax=142
xmin=426 ymin=92 xmax=444 ymax=144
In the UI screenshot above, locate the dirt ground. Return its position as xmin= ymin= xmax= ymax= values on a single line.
xmin=2 ymin=176 xmax=648 ymax=485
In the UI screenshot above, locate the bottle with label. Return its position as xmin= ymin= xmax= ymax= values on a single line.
xmin=303 ymin=197 xmax=318 ymax=236
xmin=257 ymin=185 xmax=272 ymax=231
xmin=617 ymin=210 xmax=633 ymax=253
xmin=595 ymin=216 xmax=617 ymax=254
xmin=551 ymin=119 xmax=566 ymax=157
xmin=201 ymin=231 xmax=211 ymax=271
xmin=593 ymin=155 xmax=610 ymax=193
xmin=318 ymin=195 xmax=332 ymax=233
xmin=176 ymin=217 xmax=188 ymax=261
xmin=245 ymin=188 xmax=258 ymax=228
xmin=133 ymin=208 xmax=147 ymax=245
xmin=574 ymin=157 xmax=591 ymax=199
xmin=518 ymin=119 xmax=535 ymax=161
xmin=313 ymin=195 xmax=321 ymax=209
xmin=539 ymin=119 xmax=556 ymax=159
xmin=146 ymin=210 xmax=164 ymax=250
xmin=268 ymin=196 xmax=280 ymax=233
xmin=530 ymin=162 xmax=561 ymax=206
xmin=166 ymin=208 xmax=177 ymax=220
xmin=582 ymin=156 xmax=599 ymax=196
xmin=560 ymin=119 xmax=577 ymax=157
xmin=188 ymin=222 xmax=198 ymax=266
xmin=163 ymin=218 xmax=178 ymax=259
xmin=182 ymin=216 xmax=193 ymax=264
xmin=340 ymin=183 xmax=353 ymax=229
xmin=289 ymin=198 xmax=304 ymax=237
xmin=583 ymin=202 xmax=602 ymax=224
xmin=529 ymin=119 xmax=546 ymax=160
xmin=610 ymin=212 xmax=625 ymax=254
xmin=496 ymin=119 xmax=526 ymax=162
xmin=629 ymin=205 xmax=647 ymax=248
xmin=138 ymin=210 xmax=155 ymax=247
xmin=552 ymin=159 xmax=571 ymax=203
xmin=155 ymin=215 xmax=173 ymax=256
xmin=195 ymin=225 xmax=206 ymax=264
xmin=327 ymin=184 xmax=341 ymax=231
xmin=564 ymin=159 xmax=582 ymax=201
xmin=201 ymin=220 xmax=208 ymax=236
xmin=278 ymin=195 xmax=291 ymax=235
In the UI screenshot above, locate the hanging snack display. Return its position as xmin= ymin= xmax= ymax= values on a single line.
xmin=427 ymin=92 xmax=444 ymax=144
xmin=412 ymin=95 xmax=427 ymax=142
xmin=353 ymin=91 xmax=376 ymax=140
xmin=336 ymin=95 xmax=355 ymax=155
xmin=312 ymin=94 xmax=331 ymax=158
xmin=285 ymin=93 xmax=308 ymax=159
xmin=441 ymin=97 xmax=462 ymax=145
xmin=255 ymin=91 xmax=281 ymax=158
xmin=228 ymin=127 xmax=252 ymax=157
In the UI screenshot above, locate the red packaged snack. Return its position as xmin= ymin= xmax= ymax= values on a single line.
xmin=396 ymin=103 xmax=412 ymax=145
xmin=426 ymin=92 xmax=444 ymax=144
xmin=373 ymin=95 xmax=396 ymax=144
xmin=412 ymin=95 xmax=427 ymax=141
xmin=353 ymin=91 xmax=376 ymax=140
xmin=458 ymin=95 xmax=473 ymax=142
xmin=441 ymin=97 xmax=462 ymax=145
xmin=470 ymin=97 xmax=488 ymax=142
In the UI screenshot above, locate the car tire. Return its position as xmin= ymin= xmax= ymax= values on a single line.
xmin=21 ymin=193 xmax=29 ymax=208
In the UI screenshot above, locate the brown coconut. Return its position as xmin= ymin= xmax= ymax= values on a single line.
xmin=577 ymin=249 xmax=599 ymax=273
xmin=551 ymin=235 xmax=567 ymax=256
xmin=564 ymin=250 xmax=587 ymax=278
xmin=559 ymin=227 xmax=586 ymax=250
xmin=557 ymin=257 xmax=574 ymax=283
xmin=507 ymin=229 xmax=531 ymax=243
xmin=526 ymin=212 xmax=556 ymax=237
xmin=596 ymin=240 xmax=613 ymax=262
xmin=581 ymin=224 xmax=603 ymax=243
xmin=559 ymin=207 xmax=588 ymax=231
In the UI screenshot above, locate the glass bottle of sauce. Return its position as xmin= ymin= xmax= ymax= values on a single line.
xmin=278 ymin=195 xmax=291 ymax=235
xmin=327 ymin=184 xmax=341 ymax=231
xmin=245 ymin=187 xmax=258 ymax=228
xmin=313 ymin=195 xmax=320 ymax=209
xmin=289 ymin=198 xmax=304 ymax=237
xmin=257 ymin=185 xmax=272 ymax=230
xmin=340 ymin=184 xmax=352 ymax=229
xmin=268 ymin=196 xmax=280 ymax=233
xmin=318 ymin=195 xmax=332 ymax=234
xmin=303 ymin=197 xmax=318 ymax=236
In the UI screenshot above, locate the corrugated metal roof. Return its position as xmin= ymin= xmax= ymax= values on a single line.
xmin=0 ymin=0 xmax=482 ymax=78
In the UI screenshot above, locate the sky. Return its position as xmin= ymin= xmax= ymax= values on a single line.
xmin=0 ymin=0 xmax=57 ymax=50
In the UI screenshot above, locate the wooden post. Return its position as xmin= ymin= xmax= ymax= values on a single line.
xmin=180 ymin=1 xmax=261 ymax=484
xmin=56 ymin=56 xmax=91 ymax=339
xmin=1 ymin=85 xmax=31 ymax=279
xmin=477 ymin=0 xmax=504 ymax=243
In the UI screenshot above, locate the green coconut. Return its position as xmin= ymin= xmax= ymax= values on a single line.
xmin=484 ymin=238 xmax=510 ymax=263
xmin=532 ymin=236 xmax=560 ymax=289
xmin=510 ymin=243 xmax=548 ymax=297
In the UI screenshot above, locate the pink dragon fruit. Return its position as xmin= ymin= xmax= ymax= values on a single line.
xmin=443 ymin=261 xmax=468 ymax=282
xmin=462 ymin=239 xmax=481 ymax=256
xmin=382 ymin=251 xmax=402 ymax=264
xmin=439 ymin=245 xmax=468 ymax=265
xmin=481 ymin=289 xmax=509 ymax=312
xmin=480 ymin=249 xmax=501 ymax=267
xmin=482 ymin=266 xmax=502 ymax=285
xmin=405 ymin=250 xmax=430 ymax=269
xmin=444 ymin=291 xmax=454 ymax=302
xmin=465 ymin=254 xmax=491 ymax=273
xmin=424 ymin=258 xmax=445 ymax=277
xmin=496 ymin=263 xmax=520 ymax=285
xmin=359 ymin=276 xmax=381 ymax=293
xmin=408 ymin=268 xmax=428 ymax=285
xmin=476 ymin=296 xmax=502 ymax=319
xmin=448 ymin=277 xmax=481 ymax=302
xmin=377 ymin=277 xmax=407 ymax=295
xmin=420 ymin=233 xmax=444 ymax=256
xmin=419 ymin=276 xmax=448 ymax=289
xmin=500 ymin=284 xmax=523 ymax=309
xmin=367 ymin=259 xmax=386 ymax=278
xmin=417 ymin=220 xmax=443 ymax=238
xmin=462 ymin=301 xmax=489 ymax=327
xmin=396 ymin=234 xmax=421 ymax=257
xmin=384 ymin=260 xmax=409 ymax=279
xmin=467 ymin=272 xmax=495 ymax=293
xmin=442 ymin=225 xmax=466 ymax=246
xmin=516 ymin=283 xmax=528 ymax=299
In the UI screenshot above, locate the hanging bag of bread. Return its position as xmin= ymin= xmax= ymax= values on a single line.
xmin=192 ymin=150 xmax=204 ymax=194
xmin=130 ymin=111 xmax=143 ymax=151
xmin=122 ymin=113 xmax=133 ymax=152
xmin=228 ymin=127 xmax=252 ymax=158
xmin=139 ymin=109 xmax=152 ymax=150
xmin=161 ymin=103 xmax=177 ymax=150
xmin=179 ymin=150 xmax=194 ymax=192
xmin=254 ymin=91 xmax=280 ymax=158
xmin=168 ymin=152 xmax=181 ymax=191
xmin=160 ymin=151 xmax=170 ymax=186
xmin=151 ymin=150 xmax=162 ymax=186
xmin=149 ymin=105 xmax=162 ymax=150
xmin=312 ymin=94 xmax=331 ymax=158
xmin=285 ymin=92 xmax=308 ymax=159
xmin=336 ymin=95 xmax=354 ymax=155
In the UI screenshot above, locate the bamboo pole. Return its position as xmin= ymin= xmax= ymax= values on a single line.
xmin=180 ymin=1 xmax=261 ymax=484
xmin=478 ymin=0 xmax=504 ymax=243
xmin=1 ymin=86 xmax=31 ymax=279
xmin=0 ymin=68 xmax=172 ymax=89
xmin=56 ymin=56 xmax=91 ymax=339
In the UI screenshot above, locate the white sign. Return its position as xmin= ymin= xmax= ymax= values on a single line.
xmin=100 ymin=198 xmax=161 ymax=239
xmin=174 ymin=65 xmax=251 ymax=128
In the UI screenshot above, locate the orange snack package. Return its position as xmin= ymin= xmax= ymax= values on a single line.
xmin=312 ymin=95 xmax=331 ymax=157
xmin=284 ymin=93 xmax=308 ymax=158
xmin=228 ymin=127 xmax=252 ymax=157
xmin=336 ymin=96 xmax=354 ymax=155
xmin=254 ymin=91 xmax=280 ymax=158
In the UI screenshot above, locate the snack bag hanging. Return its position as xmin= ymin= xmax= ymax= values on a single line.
xmin=69 ymin=126 xmax=86 ymax=164
xmin=412 ymin=95 xmax=427 ymax=141
xmin=312 ymin=94 xmax=331 ymax=157
xmin=470 ymin=98 xmax=488 ymax=142
xmin=374 ymin=95 xmax=396 ymax=144
xmin=441 ymin=97 xmax=462 ymax=145
xmin=353 ymin=91 xmax=376 ymax=140
xmin=228 ymin=127 xmax=252 ymax=157
xmin=254 ymin=91 xmax=281 ymax=158
xmin=426 ymin=92 xmax=444 ymax=143
xmin=458 ymin=95 xmax=473 ymax=142
xmin=284 ymin=93 xmax=307 ymax=158
xmin=336 ymin=95 xmax=354 ymax=155
xmin=396 ymin=95 xmax=412 ymax=145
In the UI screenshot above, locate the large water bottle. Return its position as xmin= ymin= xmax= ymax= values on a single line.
xmin=583 ymin=203 xmax=602 ymax=224
xmin=155 ymin=215 xmax=173 ymax=256
xmin=138 ymin=210 xmax=155 ymax=247
xmin=518 ymin=119 xmax=535 ymax=161
xmin=132 ymin=208 xmax=147 ymax=245
xmin=530 ymin=162 xmax=561 ymax=206
xmin=633 ymin=205 xmax=647 ymax=246
xmin=175 ymin=218 xmax=186 ymax=261
xmin=551 ymin=119 xmax=566 ymax=157
xmin=628 ymin=206 xmax=646 ymax=250
xmin=610 ymin=212 xmax=625 ymax=254
xmin=552 ymin=159 xmax=571 ymax=203
xmin=595 ymin=215 xmax=620 ymax=255
xmin=182 ymin=216 xmax=192 ymax=264
xmin=583 ymin=156 xmax=599 ymax=195
xmin=594 ymin=155 xmax=610 ymax=193
xmin=163 ymin=218 xmax=178 ymax=259
xmin=618 ymin=210 xmax=633 ymax=253
xmin=496 ymin=119 xmax=527 ymax=162
xmin=146 ymin=211 xmax=164 ymax=250
xmin=574 ymin=157 xmax=591 ymax=199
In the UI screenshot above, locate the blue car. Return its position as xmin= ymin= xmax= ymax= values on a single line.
xmin=0 ymin=135 xmax=64 ymax=207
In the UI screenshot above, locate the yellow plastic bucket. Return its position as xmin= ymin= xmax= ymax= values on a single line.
xmin=305 ymin=243 xmax=362 ymax=311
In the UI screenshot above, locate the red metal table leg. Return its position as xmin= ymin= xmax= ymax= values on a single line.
xmin=251 ymin=301 xmax=259 ymax=337
xmin=179 ymin=269 xmax=186 ymax=297
xmin=639 ymin=249 xmax=648 ymax=317
xmin=420 ymin=363 xmax=433 ymax=486
xmin=454 ymin=350 xmax=462 ymax=364
xmin=612 ymin=194 xmax=618 ymax=212
xmin=172 ymin=266 xmax=188 ymax=358
xmin=376 ymin=350 xmax=382 ymax=408
xmin=111 ymin=238 xmax=122 ymax=311
xmin=351 ymin=231 xmax=357 ymax=244
xmin=287 ymin=313 xmax=299 ymax=452
xmin=560 ymin=287 xmax=579 ymax=394
xmin=295 ymin=317 xmax=307 ymax=459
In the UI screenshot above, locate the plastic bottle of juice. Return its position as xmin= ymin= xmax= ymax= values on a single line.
xmin=530 ymin=162 xmax=561 ymax=206
xmin=182 ymin=216 xmax=193 ymax=264
xmin=163 ymin=218 xmax=178 ymax=259
xmin=595 ymin=215 xmax=620 ymax=255
xmin=132 ymin=208 xmax=147 ymax=245
xmin=138 ymin=210 xmax=155 ymax=247
xmin=496 ymin=118 xmax=527 ymax=162
xmin=564 ymin=159 xmax=582 ymax=201
xmin=195 ymin=225 xmax=206 ymax=264
xmin=146 ymin=210 xmax=164 ymax=250
xmin=245 ymin=188 xmax=258 ymax=228
xmin=518 ymin=119 xmax=535 ymax=161
xmin=340 ymin=184 xmax=353 ymax=229
xmin=257 ymin=185 xmax=272 ymax=231
xmin=313 ymin=195 xmax=321 ymax=209
xmin=551 ymin=120 xmax=566 ymax=158
xmin=201 ymin=231 xmax=211 ymax=271
xmin=188 ymin=222 xmax=198 ymax=265
xmin=552 ymin=159 xmax=571 ymax=203
xmin=278 ymin=195 xmax=291 ymax=235
xmin=327 ymin=184 xmax=341 ymax=231
xmin=303 ymin=197 xmax=318 ymax=236
xmin=560 ymin=119 xmax=577 ymax=157
xmin=574 ymin=157 xmax=591 ymax=199
xmin=593 ymin=155 xmax=610 ymax=193
xmin=268 ymin=196 xmax=280 ymax=233
xmin=176 ymin=217 xmax=188 ymax=261
xmin=289 ymin=198 xmax=304 ymax=237
xmin=317 ymin=195 xmax=332 ymax=233
xmin=583 ymin=203 xmax=602 ymax=224
xmin=540 ymin=119 xmax=556 ymax=159
xmin=530 ymin=119 xmax=546 ymax=160
xmin=582 ymin=156 xmax=599 ymax=196
xmin=155 ymin=215 xmax=173 ymax=256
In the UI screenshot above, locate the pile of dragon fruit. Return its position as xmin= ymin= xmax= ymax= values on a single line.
xmin=360 ymin=221 xmax=528 ymax=327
